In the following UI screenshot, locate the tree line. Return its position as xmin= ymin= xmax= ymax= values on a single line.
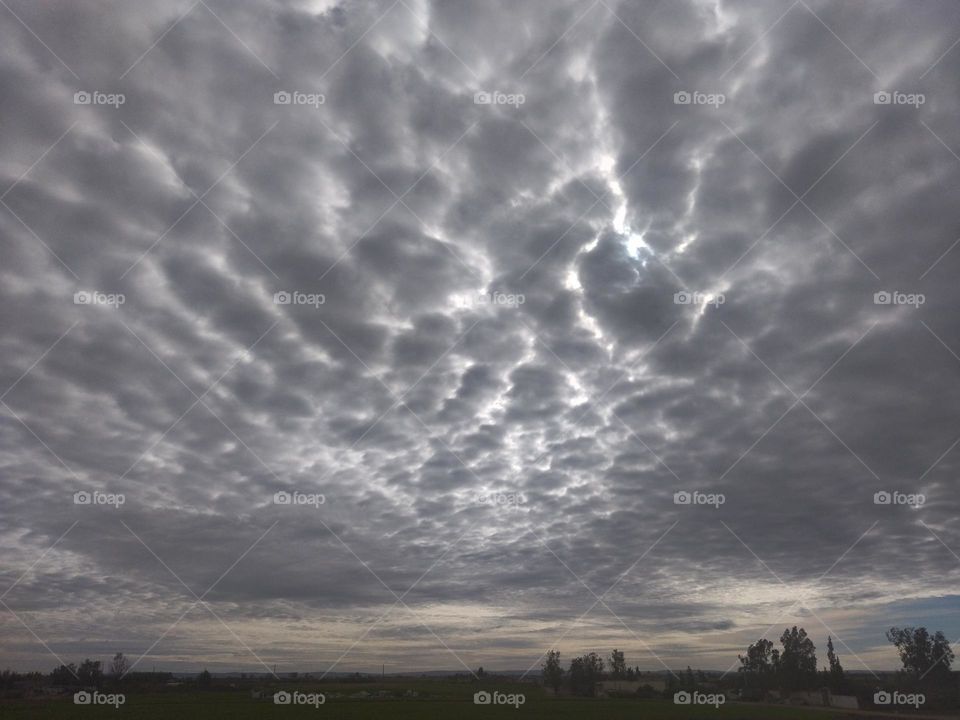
xmin=539 ymin=625 xmax=957 ymax=705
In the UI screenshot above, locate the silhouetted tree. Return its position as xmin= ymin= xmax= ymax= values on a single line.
xmin=568 ymin=653 xmax=604 ymax=696
xmin=197 ymin=669 xmax=212 ymax=689
xmin=109 ymin=653 xmax=129 ymax=679
xmin=739 ymin=638 xmax=776 ymax=678
xmin=77 ymin=659 xmax=102 ymax=688
xmin=609 ymin=649 xmax=626 ymax=679
xmin=50 ymin=663 xmax=78 ymax=686
xmin=824 ymin=637 xmax=844 ymax=691
xmin=542 ymin=650 xmax=563 ymax=692
xmin=886 ymin=627 xmax=954 ymax=683
xmin=779 ymin=627 xmax=817 ymax=691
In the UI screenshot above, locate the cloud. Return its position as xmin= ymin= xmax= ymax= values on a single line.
xmin=2 ymin=0 xmax=960 ymax=674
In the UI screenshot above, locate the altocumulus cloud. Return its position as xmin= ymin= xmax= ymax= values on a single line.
xmin=1 ymin=0 xmax=960 ymax=675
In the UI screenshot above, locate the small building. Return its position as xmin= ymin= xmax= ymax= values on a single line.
xmin=785 ymin=688 xmax=858 ymax=709
xmin=596 ymin=679 xmax=666 ymax=697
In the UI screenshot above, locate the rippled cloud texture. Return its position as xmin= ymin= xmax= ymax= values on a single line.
xmin=2 ymin=0 xmax=960 ymax=674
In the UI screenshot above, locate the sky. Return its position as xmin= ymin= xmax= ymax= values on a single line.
xmin=1 ymin=0 xmax=959 ymax=678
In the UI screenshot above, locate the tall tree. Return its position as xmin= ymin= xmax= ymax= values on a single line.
xmin=609 ymin=649 xmax=626 ymax=679
xmin=825 ymin=637 xmax=844 ymax=691
xmin=568 ymin=653 xmax=604 ymax=697
xmin=779 ymin=627 xmax=817 ymax=691
xmin=77 ymin=659 xmax=103 ymax=688
xmin=886 ymin=627 xmax=954 ymax=683
xmin=109 ymin=652 xmax=130 ymax=679
xmin=738 ymin=637 xmax=777 ymax=688
xmin=542 ymin=650 xmax=564 ymax=692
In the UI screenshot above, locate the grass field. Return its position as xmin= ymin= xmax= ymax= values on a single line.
xmin=0 ymin=683 xmax=860 ymax=719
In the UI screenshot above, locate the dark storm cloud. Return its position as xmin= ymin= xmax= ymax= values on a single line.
xmin=2 ymin=0 xmax=960 ymax=674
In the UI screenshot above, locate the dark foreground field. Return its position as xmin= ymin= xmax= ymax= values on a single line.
xmin=1 ymin=682 xmax=922 ymax=720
